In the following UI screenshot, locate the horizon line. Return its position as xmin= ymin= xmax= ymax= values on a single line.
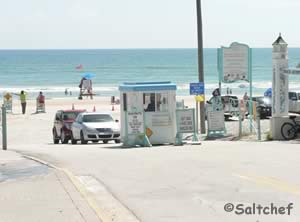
xmin=1 ymin=47 xmax=300 ymax=50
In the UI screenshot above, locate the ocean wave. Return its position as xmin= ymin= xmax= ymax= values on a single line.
xmin=0 ymin=85 xmax=119 ymax=94
xmin=1 ymin=81 xmax=300 ymax=95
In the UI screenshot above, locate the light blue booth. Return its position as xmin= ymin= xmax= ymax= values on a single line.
xmin=119 ymin=82 xmax=177 ymax=146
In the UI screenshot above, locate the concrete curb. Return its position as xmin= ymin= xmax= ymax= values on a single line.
xmin=23 ymin=155 xmax=141 ymax=222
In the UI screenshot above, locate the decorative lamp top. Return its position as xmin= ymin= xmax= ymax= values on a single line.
xmin=272 ymin=33 xmax=287 ymax=46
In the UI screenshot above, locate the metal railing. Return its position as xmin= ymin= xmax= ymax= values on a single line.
xmin=229 ymin=98 xmax=262 ymax=140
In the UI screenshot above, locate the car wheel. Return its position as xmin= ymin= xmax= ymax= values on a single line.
xmin=80 ymin=131 xmax=88 ymax=144
xmin=61 ymin=130 xmax=69 ymax=144
xmin=53 ymin=129 xmax=59 ymax=144
xmin=103 ymin=140 xmax=109 ymax=144
xmin=71 ymin=132 xmax=77 ymax=145
xmin=115 ymin=139 xmax=121 ymax=144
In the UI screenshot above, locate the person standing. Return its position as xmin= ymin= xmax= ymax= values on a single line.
xmin=36 ymin=91 xmax=45 ymax=113
xmin=13 ymin=91 xmax=27 ymax=114
xmin=20 ymin=91 xmax=27 ymax=114
xmin=243 ymin=92 xmax=249 ymax=112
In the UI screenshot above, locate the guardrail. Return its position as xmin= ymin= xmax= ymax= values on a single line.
xmin=229 ymin=98 xmax=261 ymax=140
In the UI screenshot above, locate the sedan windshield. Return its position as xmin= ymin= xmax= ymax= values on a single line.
xmin=83 ymin=114 xmax=114 ymax=123
xmin=63 ymin=112 xmax=80 ymax=120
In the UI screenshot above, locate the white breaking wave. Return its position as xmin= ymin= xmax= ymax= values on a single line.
xmin=1 ymin=81 xmax=300 ymax=96
xmin=0 ymin=85 xmax=119 ymax=94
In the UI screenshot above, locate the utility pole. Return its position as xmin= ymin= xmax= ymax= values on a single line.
xmin=196 ymin=0 xmax=206 ymax=133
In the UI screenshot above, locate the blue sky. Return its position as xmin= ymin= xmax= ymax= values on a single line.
xmin=1 ymin=0 xmax=299 ymax=49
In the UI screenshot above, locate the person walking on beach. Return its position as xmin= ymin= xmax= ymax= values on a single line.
xmin=243 ymin=92 xmax=249 ymax=112
xmin=36 ymin=91 xmax=45 ymax=113
xmin=13 ymin=90 xmax=27 ymax=114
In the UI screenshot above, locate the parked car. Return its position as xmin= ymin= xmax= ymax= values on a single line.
xmin=252 ymin=96 xmax=272 ymax=119
xmin=289 ymin=91 xmax=300 ymax=113
xmin=71 ymin=112 xmax=121 ymax=144
xmin=206 ymin=95 xmax=239 ymax=120
xmin=53 ymin=109 xmax=86 ymax=144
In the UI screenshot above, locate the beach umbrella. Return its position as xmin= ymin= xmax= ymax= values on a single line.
xmin=264 ymin=88 xmax=272 ymax=97
xmin=81 ymin=73 xmax=95 ymax=79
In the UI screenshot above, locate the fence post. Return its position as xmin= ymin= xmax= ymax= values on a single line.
xmin=2 ymin=104 xmax=7 ymax=150
xmin=256 ymin=106 xmax=261 ymax=140
xmin=238 ymin=100 xmax=242 ymax=138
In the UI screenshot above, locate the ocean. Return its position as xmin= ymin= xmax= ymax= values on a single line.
xmin=0 ymin=48 xmax=300 ymax=99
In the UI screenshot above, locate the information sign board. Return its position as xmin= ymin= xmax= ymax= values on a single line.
xmin=127 ymin=111 xmax=144 ymax=134
xmin=176 ymin=109 xmax=195 ymax=133
xmin=219 ymin=42 xmax=250 ymax=83
xmin=207 ymin=110 xmax=225 ymax=132
xmin=189 ymin=83 xmax=204 ymax=95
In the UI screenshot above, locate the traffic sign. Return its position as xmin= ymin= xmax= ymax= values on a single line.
xmin=189 ymin=82 xmax=204 ymax=95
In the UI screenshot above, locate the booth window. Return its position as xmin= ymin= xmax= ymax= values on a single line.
xmin=123 ymin=93 xmax=127 ymax=111
xmin=156 ymin=93 xmax=168 ymax=112
xmin=144 ymin=93 xmax=155 ymax=112
xmin=144 ymin=93 xmax=168 ymax=112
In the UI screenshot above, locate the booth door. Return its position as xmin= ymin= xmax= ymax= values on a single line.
xmin=143 ymin=92 xmax=176 ymax=144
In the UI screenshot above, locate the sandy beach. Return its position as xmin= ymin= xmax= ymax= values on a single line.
xmin=3 ymin=95 xmax=272 ymax=150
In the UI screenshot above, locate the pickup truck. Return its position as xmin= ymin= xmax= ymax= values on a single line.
xmin=206 ymin=95 xmax=239 ymax=121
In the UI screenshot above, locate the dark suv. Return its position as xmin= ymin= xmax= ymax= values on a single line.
xmin=53 ymin=109 xmax=86 ymax=144
xmin=252 ymin=96 xmax=272 ymax=119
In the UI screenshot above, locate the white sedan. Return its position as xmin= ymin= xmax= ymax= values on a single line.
xmin=71 ymin=112 xmax=121 ymax=144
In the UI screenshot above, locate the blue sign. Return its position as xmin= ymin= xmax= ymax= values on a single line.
xmin=189 ymin=82 xmax=204 ymax=95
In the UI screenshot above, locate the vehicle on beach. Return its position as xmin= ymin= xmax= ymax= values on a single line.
xmin=70 ymin=112 xmax=120 ymax=144
xmin=206 ymin=95 xmax=239 ymax=121
xmin=252 ymin=96 xmax=272 ymax=119
xmin=289 ymin=91 xmax=300 ymax=113
xmin=53 ymin=109 xmax=86 ymax=144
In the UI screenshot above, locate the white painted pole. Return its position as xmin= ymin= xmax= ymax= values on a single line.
xmin=272 ymin=34 xmax=289 ymax=117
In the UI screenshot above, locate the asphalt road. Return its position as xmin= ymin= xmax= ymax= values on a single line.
xmin=6 ymin=109 xmax=300 ymax=222
xmin=10 ymin=140 xmax=300 ymax=222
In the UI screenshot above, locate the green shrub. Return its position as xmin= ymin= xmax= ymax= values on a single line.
xmin=265 ymin=131 xmax=273 ymax=141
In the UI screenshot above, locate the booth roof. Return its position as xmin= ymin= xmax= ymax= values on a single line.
xmin=119 ymin=81 xmax=177 ymax=92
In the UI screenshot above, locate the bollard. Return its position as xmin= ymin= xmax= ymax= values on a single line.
xmin=2 ymin=104 xmax=7 ymax=150
xmin=238 ymin=101 xmax=242 ymax=138
xmin=256 ymin=106 xmax=261 ymax=140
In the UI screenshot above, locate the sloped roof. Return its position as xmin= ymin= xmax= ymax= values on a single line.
xmin=272 ymin=34 xmax=287 ymax=45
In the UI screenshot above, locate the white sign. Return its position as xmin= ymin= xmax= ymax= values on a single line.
xmin=3 ymin=92 xmax=12 ymax=113
xmin=176 ymin=109 xmax=195 ymax=133
xmin=222 ymin=43 xmax=249 ymax=82
xmin=207 ymin=111 xmax=225 ymax=131
xmin=127 ymin=111 xmax=144 ymax=134
xmin=152 ymin=113 xmax=171 ymax=127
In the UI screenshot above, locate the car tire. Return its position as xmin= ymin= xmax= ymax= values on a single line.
xmin=71 ymin=132 xmax=77 ymax=144
xmin=53 ymin=129 xmax=59 ymax=144
xmin=115 ymin=139 xmax=121 ymax=144
xmin=80 ymin=131 xmax=88 ymax=144
xmin=103 ymin=140 xmax=109 ymax=144
xmin=61 ymin=130 xmax=69 ymax=144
